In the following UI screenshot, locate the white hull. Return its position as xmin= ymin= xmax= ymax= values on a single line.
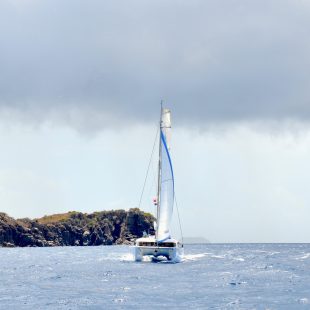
xmin=134 ymin=236 xmax=183 ymax=262
xmin=134 ymin=245 xmax=183 ymax=262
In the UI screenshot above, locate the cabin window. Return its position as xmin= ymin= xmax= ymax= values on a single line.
xmin=137 ymin=241 xmax=175 ymax=247
xmin=138 ymin=242 xmax=155 ymax=246
xmin=159 ymin=242 xmax=175 ymax=248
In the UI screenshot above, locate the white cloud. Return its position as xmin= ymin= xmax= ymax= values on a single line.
xmin=1 ymin=123 xmax=310 ymax=242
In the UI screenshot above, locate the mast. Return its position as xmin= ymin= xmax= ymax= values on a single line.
xmin=156 ymin=101 xmax=163 ymax=241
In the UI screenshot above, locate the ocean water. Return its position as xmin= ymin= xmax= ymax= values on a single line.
xmin=0 ymin=244 xmax=310 ymax=309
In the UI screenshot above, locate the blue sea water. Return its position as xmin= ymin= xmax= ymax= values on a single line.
xmin=0 ymin=244 xmax=310 ymax=309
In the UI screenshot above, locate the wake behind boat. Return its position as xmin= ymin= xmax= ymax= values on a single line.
xmin=134 ymin=105 xmax=183 ymax=262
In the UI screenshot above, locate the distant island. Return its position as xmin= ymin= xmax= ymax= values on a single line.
xmin=0 ymin=209 xmax=155 ymax=247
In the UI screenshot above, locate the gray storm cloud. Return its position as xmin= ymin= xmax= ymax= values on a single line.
xmin=0 ymin=0 xmax=310 ymax=130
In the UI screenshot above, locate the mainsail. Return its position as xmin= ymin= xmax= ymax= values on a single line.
xmin=157 ymin=108 xmax=174 ymax=242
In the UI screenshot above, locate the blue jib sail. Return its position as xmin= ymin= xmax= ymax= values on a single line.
xmin=157 ymin=109 xmax=174 ymax=242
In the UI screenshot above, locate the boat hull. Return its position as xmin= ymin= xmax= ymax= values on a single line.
xmin=134 ymin=245 xmax=183 ymax=262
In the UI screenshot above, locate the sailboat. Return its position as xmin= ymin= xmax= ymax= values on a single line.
xmin=134 ymin=105 xmax=183 ymax=262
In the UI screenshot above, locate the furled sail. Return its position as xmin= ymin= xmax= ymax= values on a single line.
xmin=157 ymin=108 xmax=174 ymax=242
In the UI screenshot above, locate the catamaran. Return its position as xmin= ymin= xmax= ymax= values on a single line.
xmin=134 ymin=105 xmax=183 ymax=262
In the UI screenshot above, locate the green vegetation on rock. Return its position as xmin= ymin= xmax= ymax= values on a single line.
xmin=0 ymin=209 xmax=155 ymax=247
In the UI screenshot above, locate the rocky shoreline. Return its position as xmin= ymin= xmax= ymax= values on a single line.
xmin=0 ymin=208 xmax=155 ymax=247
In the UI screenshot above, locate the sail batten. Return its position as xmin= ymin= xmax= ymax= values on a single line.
xmin=157 ymin=108 xmax=174 ymax=242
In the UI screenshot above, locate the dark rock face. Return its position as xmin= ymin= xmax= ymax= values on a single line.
xmin=0 ymin=209 xmax=155 ymax=247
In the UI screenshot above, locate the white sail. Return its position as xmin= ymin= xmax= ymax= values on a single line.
xmin=157 ymin=108 xmax=174 ymax=242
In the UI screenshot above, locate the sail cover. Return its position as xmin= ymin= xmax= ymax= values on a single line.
xmin=157 ymin=108 xmax=174 ymax=242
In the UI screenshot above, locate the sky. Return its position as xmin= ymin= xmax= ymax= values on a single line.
xmin=0 ymin=0 xmax=310 ymax=242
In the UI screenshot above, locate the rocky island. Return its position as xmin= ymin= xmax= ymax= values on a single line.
xmin=0 ymin=208 xmax=155 ymax=247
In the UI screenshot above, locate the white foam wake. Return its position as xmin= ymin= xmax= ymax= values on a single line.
xmin=120 ymin=253 xmax=135 ymax=261
xmin=297 ymin=253 xmax=310 ymax=260
xmin=182 ymin=253 xmax=210 ymax=261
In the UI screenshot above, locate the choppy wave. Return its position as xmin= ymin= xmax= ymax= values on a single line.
xmin=182 ymin=252 xmax=210 ymax=261
xmin=1 ymin=244 xmax=310 ymax=309
xmin=296 ymin=253 xmax=310 ymax=260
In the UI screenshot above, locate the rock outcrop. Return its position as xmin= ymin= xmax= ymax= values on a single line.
xmin=0 ymin=208 xmax=155 ymax=247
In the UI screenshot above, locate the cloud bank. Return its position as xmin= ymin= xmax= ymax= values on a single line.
xmin=0 ymin=0 xmax=310 ymax=130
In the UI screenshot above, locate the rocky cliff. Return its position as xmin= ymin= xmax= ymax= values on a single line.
xmin=0 ymin=208 xmax=155 ymax=247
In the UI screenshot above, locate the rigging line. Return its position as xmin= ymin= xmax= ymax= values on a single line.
xmin=138 ymin=126 xmax=159 ymax=210
xmin=174 ymin=193 xmax=184 ymax=245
